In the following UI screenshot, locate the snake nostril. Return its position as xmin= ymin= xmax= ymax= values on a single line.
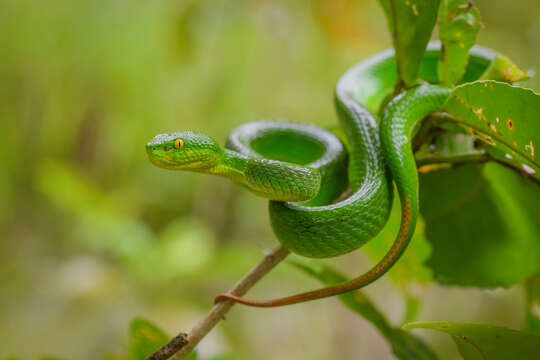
xmin=163 ymin=146 xmax=170 ymax=151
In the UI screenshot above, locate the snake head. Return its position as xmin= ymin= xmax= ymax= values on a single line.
xmin=146 ymin=131 xmax=222 ymax=171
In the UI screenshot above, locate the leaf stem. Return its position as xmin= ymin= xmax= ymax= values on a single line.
xmin=416 ymin=153 xmax=490 ymax=167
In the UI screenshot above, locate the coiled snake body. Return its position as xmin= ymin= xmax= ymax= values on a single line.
xmin=147 ymin=43 xmax=494 ymax=307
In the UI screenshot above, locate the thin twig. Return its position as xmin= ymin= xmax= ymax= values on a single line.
xmin=147 ymin=333 xmax=188 ymax=360
xmin=146 ymin=245 xmax=290 ymax=360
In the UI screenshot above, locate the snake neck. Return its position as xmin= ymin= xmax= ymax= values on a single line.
xmin=209 ymin=146 xmax=323 ymax=202
xmin=209 ymin=149 xmax=249 ymax=184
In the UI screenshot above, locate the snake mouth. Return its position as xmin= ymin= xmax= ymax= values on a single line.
xmin=146 ymin=145 xmax=178 ymax=169
xmin=147 ymin=155 xmax=174 ymax=169
xmin=147 ymin=153 xmax=188 ymax=170
xmin=146 ymin=147 xmax=206 ymax=171
xmin=149 ymin=157 xmax=204 ymax=170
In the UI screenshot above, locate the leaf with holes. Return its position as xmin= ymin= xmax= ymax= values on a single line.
xmin=438 ymin=0 xmax=482 ymax=86
xmin=443 ymin=81 xmax=540 ymax=182
xmin=378 ymin=0 xmax=441 ymax=87
xmin=403 ymin=321 xmax=540 ymax=359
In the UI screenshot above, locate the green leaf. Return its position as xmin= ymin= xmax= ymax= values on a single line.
xmin=289 ymin=258 xmax=438 ymax=360
xmin=438 ymin=0 xmax=482 ymax=86
xmin=129 ymin=317 xmax=169 ymax=360
xmin=419 ymin=163 xmax=540 ymax=286
xmin=185 ymin=351 xmax=198 ymax=360
xmin=416 ymin=75 xmax=539 ymax=292
xmin=403 ymin=294 xmax=422 ymax=324
xmin=443 ymin=81 xmax=540 ymax=182
xmin=403 ymin=321 xmax=540 ymax=359
xmin=480 ymin=54 xmax=531 ymax=83
xmin=378 ymin=0 xmax=441 ymax=87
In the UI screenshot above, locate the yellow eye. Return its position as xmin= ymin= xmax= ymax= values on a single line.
xmin=174 ymin=138 xmax=184 ymax=150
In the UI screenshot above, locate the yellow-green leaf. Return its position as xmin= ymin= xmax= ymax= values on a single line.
xmin=129 ymin=317 xmax=169 ymax=360
xmin=480 ymin=54 xmax=531 ymax=83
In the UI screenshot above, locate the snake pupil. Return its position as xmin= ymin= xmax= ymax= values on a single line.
xmin=174 ymin=138 xmax=184 ymax=150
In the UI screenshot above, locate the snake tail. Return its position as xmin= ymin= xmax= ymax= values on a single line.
xmin=215 ymin=84 xmax=451 ymax=307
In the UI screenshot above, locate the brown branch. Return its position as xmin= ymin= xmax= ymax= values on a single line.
xmin=147 ymin=333 xmax=188 ymax=360
xmin=146 ymin=245 xmax=290 ymax=360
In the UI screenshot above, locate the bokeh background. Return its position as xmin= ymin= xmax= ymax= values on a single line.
xmin=1 ymin=0 xmax=539 ymax=359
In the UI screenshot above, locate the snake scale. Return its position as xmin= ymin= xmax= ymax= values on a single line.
xmin=146 ymin=43 xmax=495 ymax=307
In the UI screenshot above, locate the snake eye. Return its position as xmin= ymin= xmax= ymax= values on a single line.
xmin=174 ymin=138 xmax=184 ymax=150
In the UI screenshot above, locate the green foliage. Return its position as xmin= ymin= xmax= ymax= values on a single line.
xmin=443 ymin=81 xmax=540 ymax=181
xmin=378 ymin=0 xmax=440 ymax=87
xmin=438 ymin=0 xmax=482 ymax=86
xmin=420 ymin=163 xmax=540 ymax=286
xmin=403 ymin=322 xmax=540 ymax=359
xmin=289 ymin=258 xmax=438 ymax=360
xmin=129 ymin=317 xmax=169 ymax=360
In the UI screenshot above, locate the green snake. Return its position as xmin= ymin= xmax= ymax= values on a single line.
xmin=146 ymin=42 xmax=494 ymax=307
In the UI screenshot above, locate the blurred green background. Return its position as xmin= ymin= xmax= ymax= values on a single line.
xmin=1 ymin=0 xmax=538 ymax=359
